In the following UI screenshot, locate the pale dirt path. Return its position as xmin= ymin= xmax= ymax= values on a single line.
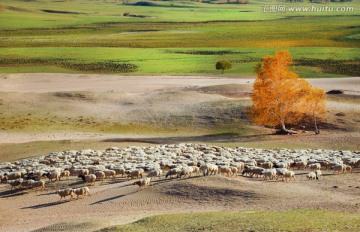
xmin=0 ymin=74 xmax=255 ymax=93
xmin=0 ymin=173 xmax=359 ymax=232
xmin=0 ymin=74 xmax=358 ymax=94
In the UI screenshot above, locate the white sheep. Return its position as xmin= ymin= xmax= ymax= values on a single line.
xmin=308 ymin=163 xmax=321 ymax=170
xmin=202 ymin=164 xmax=218 ymax=176
xmin=218 ymin=166 xmax=232 ymax=176
xmin=94 ymin=171 xmax=106 ymax=181
xmin=78 ymin=174 xmax=96 ymax=185
xmin=282 ymin=170 xmax=295 ymax=182
xmin=315 ymin=170 xmax=322 ymax=180
xmin=191 ymin=166 xmax=201 ymax=176
xmin=56 ymin=188 xmax=74 ymax=202
xmin=126 ymin=169 xmax=145 ymax=179
xmin=177 ymin=167 xmax=193 ymax=179
xmin=30 ymin=180 xmax=45 ymax=190
xmin=332 ymin=164 xmax=345 ymax=174
xmin=103 ymin=170 xmax=116 ymax=179
xmin=344 ymin=164 xmax=352 ymax=173
xmin=3 ymin=172 xmax=22 ymax=181
xmin=59 ymin=170 xmax=70 ymax=180
xmin=20 ymin=179 xmax=35 ymax=189
xmin=306 ymin=172 xmax=317 ymax=180
xmin=133 ymin=178 xmax=151 ymax=191
xmin=112 ymin=168 xmax=126 ymax=177
xmin=147 ymin=169 xmax=162 ymax=179
xmin=8 ymin=178 xmax=23 ymax=190
xmin=165 ymin=168 xmax=181 ymax=178
xmin=261 ymin=161 xmax=273 ymax=169
xmin=262 ymin=169 xmax=277 ymax=181
xmin=230 ymin=167 xmax=238 ymax=176
xmin=42 ymin=171 xmax=60 ymax=182
xmin=73 ymin=187 xmax=90 ymax=199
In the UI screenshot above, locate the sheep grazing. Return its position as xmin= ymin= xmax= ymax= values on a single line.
xmin=73 ymin=187 xmax=90 ymax=199
xmin=332 ymin=164 xmax=345 ymax=174
xmin=262 ymin=169 xmax=277 ymax=181
xmin=315 ymin=170 xmax=322 ymax=180
xmin=56 ymin=188 xmax=74 ymax=202
xmin=202 ymin=164 xmax=218 ymax=176
xmin=282 ymin=171 xmax=295 ymax=182
xmin=3 ymin=172 xmax=22 ymax=181
xmin=147 ymin=169 xmax=162 ymax=180
xmin=218 ymin=166 xmax=232 ymax=176
xmin=112 ymin=168 xmax=126 ymax=177
xmin=261 ymin=161 xmax=273 ymax=169
xmin=29 ymin=180 xmax=45 ymax=191
xmin=244 ymin=167 xmax=264 ymax=178
xmin=42 ymin=171 xmax=60 ymax=182
xmin=192 ymin=166 xmax=201 ymax=176
xmin=306 ymin=172 xmax=317 ymax=180
xmin=59 ymin=170 xmax=70 ymax=180
xmin=20 ymin=179 xmax=35 ymax=189
xmin=293 ymin=161 xmax=307 ymax=170
xmin=230 ymin=167 xmax=238 ymax=176
xmin=344 ymin=165 xmax=352 ymax=173
xmin=133 ymin=178 xmax=151 ymax=191
xmin=103 ymin=170 xmax=116 ymax=179
xmin=308 ymin=163 xmax=321 ymax=170
xmin=78 ymin=174 xmax=96 ymax=186
xmin=177 ymin=167 xmax=193 ymax=179
xmin=8 ymin=178 xmax=23 ymax=190
xmin=166 ymin=168 xmax=181 ymax=179
xmin=126 ymin=169 xmax=145 ymax=179
xmin=24 ymin=173 xmax=41 ymax=181
xmin=94 ymin=171 xmax=106 ymax=181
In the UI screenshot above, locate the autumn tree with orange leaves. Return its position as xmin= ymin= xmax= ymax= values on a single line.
xmin=249 ymin=50 xmax=326 ymax=134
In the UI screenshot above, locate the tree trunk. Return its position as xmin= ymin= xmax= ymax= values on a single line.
xmin=280 ymin=121 xmax=297 ymax=134
xmin=314 ymin=114 xmax=320 ymax=135
xmin=222 ymin=69 xmax=224 ymax=74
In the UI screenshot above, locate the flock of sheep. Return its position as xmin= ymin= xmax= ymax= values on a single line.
xmin=0 ymin=144 xmax=359 ymax=202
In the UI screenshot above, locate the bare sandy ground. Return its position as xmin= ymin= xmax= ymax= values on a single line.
xmin=0 ymin=74 xmax=359 ymax=145
xmin=0 ymin=74 xmax=359 ymax=231
xmin=1 ymin=73 xmax=359 ymax=94
xmin=0 ymin=171 xmax=359 ymax=232
xmin=0 ymin=74 xmax=256 ymax=93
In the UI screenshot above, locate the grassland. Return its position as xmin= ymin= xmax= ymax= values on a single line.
xmin=0 ymin=0 xmax=359 ymax=76
xmin=101 ymin=210 xmax=360 ymax=232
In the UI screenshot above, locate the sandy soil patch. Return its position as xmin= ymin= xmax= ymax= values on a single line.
xmin=0 ymin=171 xmax=359 ymax=232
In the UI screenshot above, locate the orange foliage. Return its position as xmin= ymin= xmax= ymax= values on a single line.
xmin=250 ymin=50 xmax=326 ymax=133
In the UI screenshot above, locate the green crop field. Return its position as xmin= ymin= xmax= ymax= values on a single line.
xmin=0 ymin=0 xmax=359 ymax=77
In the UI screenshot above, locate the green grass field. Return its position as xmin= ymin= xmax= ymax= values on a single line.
xmin=100 ymin=210 xmax=360 ymax=232
xmin=0 ymin=0 xmax=359 ymax=77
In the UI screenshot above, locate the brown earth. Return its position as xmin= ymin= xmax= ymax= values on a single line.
xmin=0 ymin=170 xmax=359 ymax=232
xmin=0 ymin=74 xmax=359 ymax=231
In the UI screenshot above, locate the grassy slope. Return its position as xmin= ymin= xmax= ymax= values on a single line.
xmin=100 ymin=210 xmax=360 ymax=232
xmin=0 ymin=0 xmax=359 ymax=76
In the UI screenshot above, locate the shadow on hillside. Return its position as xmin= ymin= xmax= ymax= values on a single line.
xmin=102 ymin=133 xmax=271 ymax=144
xmin=90 ymin=194 xmax=126 ymax=205
xmin=0 ymin=188 xmax=28 ymax=198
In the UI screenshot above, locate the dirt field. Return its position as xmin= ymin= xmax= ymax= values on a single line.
xmin=0 ymin=74 xmax=359 ymax=231
xmin=0 ymin=169 xmax=359 ymax=232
